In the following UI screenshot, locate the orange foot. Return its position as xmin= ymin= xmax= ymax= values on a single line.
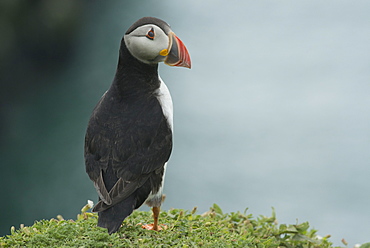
xmin=141 ymin=223 xmax=168 ymax=231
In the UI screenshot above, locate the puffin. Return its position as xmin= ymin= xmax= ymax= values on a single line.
xmin=84 ymin=17 xmax=191 ymax=234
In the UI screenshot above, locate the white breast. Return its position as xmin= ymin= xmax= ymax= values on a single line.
xmin=155 ymin=77 xmax=173 ymax=131
xmin=146 ymin=78 xmax=172 ymax=207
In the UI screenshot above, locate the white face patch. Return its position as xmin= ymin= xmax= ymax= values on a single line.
xmin=124 ymin=24 xmax=170 ymax=64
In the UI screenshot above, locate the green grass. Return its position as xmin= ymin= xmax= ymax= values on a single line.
xmin=0 ymin=202 xmax=361 ymax=248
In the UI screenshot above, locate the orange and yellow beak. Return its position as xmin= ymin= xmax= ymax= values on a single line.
xmin=161 ymin=32 xmax=191 ymax=69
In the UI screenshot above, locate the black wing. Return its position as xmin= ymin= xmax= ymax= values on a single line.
xmin=84 ymin=89 xmax=172 ymax=211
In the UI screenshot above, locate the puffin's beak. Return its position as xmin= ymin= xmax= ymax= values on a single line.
xmin=163 ymin=32 xmax=191 ymax=69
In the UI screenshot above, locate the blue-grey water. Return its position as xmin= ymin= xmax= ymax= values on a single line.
xmin=1 ymin=1 xmax=369 ymax=247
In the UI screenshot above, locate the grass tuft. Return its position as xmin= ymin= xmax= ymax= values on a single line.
xmin=0 ymin=202 xmax=353 ymax=247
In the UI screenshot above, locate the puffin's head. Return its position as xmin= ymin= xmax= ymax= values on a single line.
xmin=124 ymin=17 xmax=191 ymax=69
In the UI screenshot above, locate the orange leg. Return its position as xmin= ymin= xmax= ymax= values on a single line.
xmin=152 ymin=206 xmax=160 ymax=231
xmin=141 ymin=195 xmax=167 ymax=231
xmin=141 ymin=206 xmax=165 ymax=231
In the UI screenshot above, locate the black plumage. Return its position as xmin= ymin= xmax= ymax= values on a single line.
xmin=85 ymin=23 xmax=170 ymax=234
xmin=84 ymin=17 xmax=190 ymax=234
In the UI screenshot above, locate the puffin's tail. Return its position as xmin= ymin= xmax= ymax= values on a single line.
xmin=97 ymin=195 xmax=136 ymax=234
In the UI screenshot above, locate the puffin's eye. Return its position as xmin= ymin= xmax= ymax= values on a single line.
xmin=146 ymin=28 xmax=155 ymax=40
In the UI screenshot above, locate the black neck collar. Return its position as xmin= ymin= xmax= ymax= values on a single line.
xmin=112 ymin=38 xmax=160 ymax=97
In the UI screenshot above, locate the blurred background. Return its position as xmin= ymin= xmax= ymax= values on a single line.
xmin=1 ymin=0 xmax=369 ymax=246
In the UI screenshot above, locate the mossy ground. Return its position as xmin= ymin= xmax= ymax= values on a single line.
xmin=0 ymin=203 xmax=355 ymax=248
